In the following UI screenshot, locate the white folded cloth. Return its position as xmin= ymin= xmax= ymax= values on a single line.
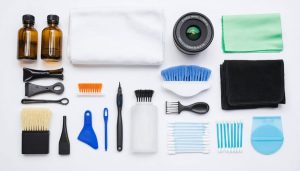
xmin=68 ymin=7 xmax=165 ymax=65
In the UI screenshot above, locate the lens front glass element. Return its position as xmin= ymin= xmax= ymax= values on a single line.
xmin=186 ymin=25 xmax=201 ymax=41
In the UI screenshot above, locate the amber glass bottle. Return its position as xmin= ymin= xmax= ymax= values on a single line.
xmin=41 ymin=15 xmax=62 ymax=61
xmin=17 ymin=15 xmax=38 ymax=61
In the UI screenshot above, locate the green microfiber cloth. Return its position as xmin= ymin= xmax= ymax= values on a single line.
xmin=222 ymin=13 xmax=283 ymax=53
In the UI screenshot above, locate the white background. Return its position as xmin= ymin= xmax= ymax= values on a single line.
xmin=0 ymin=0 xmax=300 ymax=170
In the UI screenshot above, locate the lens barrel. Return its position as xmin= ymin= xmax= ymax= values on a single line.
xmin=173 ymin=12 xmax=214 ymax=55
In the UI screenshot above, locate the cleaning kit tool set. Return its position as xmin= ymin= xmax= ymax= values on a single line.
xmin=161 ymin=65 xmax=212 ymax=97
xmin=77 ymin=83 xmax=103 ymax=96
xmin=23 ymin=68 xmax=64 ymax=82
xmin=116 ymin=83 xmax=123 ymax=152
xmin=68 ymin=7 xmax=164 ymax=65
xmin=59 ymin=116 xmax=70 ymax=155
xmin=25 ymin=82 xmax=64 ymax=97
xmin=251 ymin=116 xmax=284 ymax=155
xmin=173 ymin=12 xmax=214 ymax=55
xmin=168 ymin=123 xmax=210 ymax=155
xmin=222 ymin=13 xmax=283 ymax=53
xmin=220 ymin=60 xmax=285 ymax=110
xmin=21 ymin=108 xmax=52 ymax=154
xmin=166 ymin=101 xmax=209 ymax=115
xmin=78 ymin=110 xmax=98 ymax=149
xmin=131 ymin=90 xmax=158 ymax=153
xmin=15 ymin=7 xmax=288 ymax=159
xmin=216 ymin=121 xmax=243 ymax=153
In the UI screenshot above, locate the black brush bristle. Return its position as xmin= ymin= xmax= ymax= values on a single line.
xmin=135 ymin=89 xmax=154 ymax=102
xmin=22 ymin=131 xmax=49 ymax=154
xmin=166 ymin=101 xmax=180 ymax=114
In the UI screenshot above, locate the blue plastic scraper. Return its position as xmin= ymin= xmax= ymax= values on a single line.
xmin=78 ymin=110 xmax=98 ymax=149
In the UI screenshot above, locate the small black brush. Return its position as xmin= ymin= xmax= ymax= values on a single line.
xmin=135 ymin=89 xmax=154 ymax=102
xmin=166 ymin=101 xmax=209 ymax=115
xmin=59 ymin=116 xmax=70 ymax=155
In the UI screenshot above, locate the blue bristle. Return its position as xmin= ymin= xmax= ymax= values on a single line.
xmin=161 ymin=65 xmax=211 ymax=81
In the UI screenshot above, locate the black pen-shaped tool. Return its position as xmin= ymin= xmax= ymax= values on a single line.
xmin=116 ymin=82 xmax=123 ymax=152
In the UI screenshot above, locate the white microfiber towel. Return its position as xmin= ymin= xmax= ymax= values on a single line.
xmin=68 ymin=7 xmax=165 ymax=66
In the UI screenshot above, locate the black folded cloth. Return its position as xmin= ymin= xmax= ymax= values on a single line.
xmin=220 ymin=60 xmax=285 ymax=110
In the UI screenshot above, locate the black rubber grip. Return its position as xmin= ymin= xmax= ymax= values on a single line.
xmin=117 ymin=108 xmax=123 ymax=152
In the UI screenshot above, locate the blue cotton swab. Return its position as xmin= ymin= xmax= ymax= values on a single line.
xmin=217 ymin=123 xmax=220 ymax=151
xmin=216 ymin=121 xmax=244 ymax=153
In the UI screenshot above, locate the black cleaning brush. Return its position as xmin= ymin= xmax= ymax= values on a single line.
xmin=21 ymin=108 xmax=52 ymax=154
xmin=135 ymin=90 xmax=154 ymax=102
xmin=166 ymin=101 xmax=209 ymax=115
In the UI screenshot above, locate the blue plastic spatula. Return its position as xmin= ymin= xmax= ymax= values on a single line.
xmin=78 ymin=110 xmax=98 ymax=149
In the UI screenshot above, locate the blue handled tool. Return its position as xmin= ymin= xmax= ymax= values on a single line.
xmin=103 ymin=108 xmax=109 ymax=151
xmin=78 ymin=110 xmax=98 ymax=149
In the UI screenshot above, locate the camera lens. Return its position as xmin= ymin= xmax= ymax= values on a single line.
xmin=173 ymin=12 xmax=214 ymax=55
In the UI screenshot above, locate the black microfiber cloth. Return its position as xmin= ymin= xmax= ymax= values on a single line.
xmin=220 ymin=60 xmax=285 ymax=110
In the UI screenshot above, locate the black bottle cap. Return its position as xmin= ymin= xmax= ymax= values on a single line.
xmin=22 ymin=14 xmax=35 ymax=25
xmin=47 ymin=15 xmax=59 ymax=24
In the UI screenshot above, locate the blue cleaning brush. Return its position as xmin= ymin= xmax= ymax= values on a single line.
xmin=161 ymin=65 xmax=212 ymax=97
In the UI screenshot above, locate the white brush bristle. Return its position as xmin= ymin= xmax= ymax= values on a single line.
xmin=21 ymin=108 xmax=52 ymax=131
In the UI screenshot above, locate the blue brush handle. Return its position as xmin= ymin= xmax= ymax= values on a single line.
xmin=84 ymin=110 xmax=92 ymax=126
xmin=103 ymin=108 xmax=109 ymax=151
